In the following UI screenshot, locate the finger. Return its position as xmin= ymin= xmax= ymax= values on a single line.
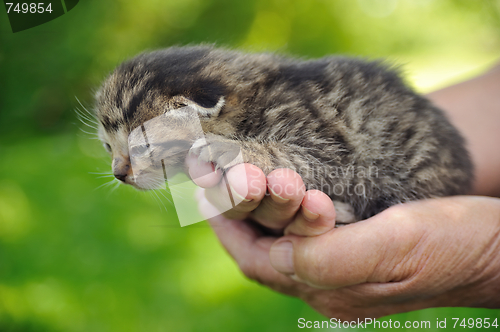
xmin=269 ymin=209 xmax=422 ymax=289
xmin=197 ymin=196 xmax=307 ymax=295
xmin=251 ymin=168 xmax=306 ymax=230
xmin=202 ymin=164 xmax=267 ymax=220
xmin=284 ymin=190 xmax=336 ymax=236
xmin=185 ymin=153 xmax=222 ymax=188
xmin=223 ymin=163 xmax=267 ymax=219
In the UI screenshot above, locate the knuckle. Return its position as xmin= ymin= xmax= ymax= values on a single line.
xmin=297 ymin=243 xmax=325 ymax=286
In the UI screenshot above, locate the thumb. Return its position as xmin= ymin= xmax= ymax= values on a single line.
xmin=269 ymin=209 xmax=423 ymax=289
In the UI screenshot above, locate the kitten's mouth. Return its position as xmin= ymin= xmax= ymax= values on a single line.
xmin=126 ymin=174 xmax=167 ymax=191
xmin=125 ymin=166 xmax=184 ymax=191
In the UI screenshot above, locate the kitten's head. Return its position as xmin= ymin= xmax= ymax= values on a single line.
xmin=94 ymin=46 xmax=229 ymax=190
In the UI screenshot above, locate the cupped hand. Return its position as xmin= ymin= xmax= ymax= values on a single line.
xmin=187 ymin=157 xmax=500 ymax=320
xmin=185 ymin=154 xmax=336 ymax=236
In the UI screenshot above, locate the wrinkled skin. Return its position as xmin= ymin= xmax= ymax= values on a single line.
xmin=191 ymin=162 xmax=500 ymax=320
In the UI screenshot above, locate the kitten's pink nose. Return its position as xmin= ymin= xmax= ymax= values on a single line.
xmin=113 ymin=157 xmax=131 ymax=183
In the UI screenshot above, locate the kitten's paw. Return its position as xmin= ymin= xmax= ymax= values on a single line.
xmin=332 ymin=201 xmax=357 ymax=225
xmin=190 ymin=134 xmax=243 ymax=171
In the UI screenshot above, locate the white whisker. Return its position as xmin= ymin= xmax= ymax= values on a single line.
xmin=148 ymin=190 xmax=164 ymax=211
xmin=106 ymin=180 xmax=121 ymax=197
xmin=96 ymin=174 xmax=116 ymax=179
xmin=75 ymin=107 xmax=99 ymax=127
xmin=156 ymin=189 xmax=173 ymax=205
xmin=76 ymin=116 xmax=99 ymax=130
xmin=75 ymin=96 xmax=99 ymax=121
xmin=94 ymin=179 xmax=117 ymax=191
xmin=152 ymin=189 xmax=168 ymax=212
xmin=75 ymin=107 xmax=99 ymax=126
xmin=79 ymin=127 xmax=99 ymax=136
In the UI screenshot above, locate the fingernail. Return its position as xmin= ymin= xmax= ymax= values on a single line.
xmin=270 ymin=241 xmax=295 ymax=275
xmin=268 ymin=185 xmax=290 ymax=204
xmin=289 ymin=274 xmax=305 ymax=283
xmin=232 ymin=189 xmax=252 ymax=203
xmin=227 ymin=181 xmax=251 ymax=203
xmin=301 ymin=205 xmax=319 ymax=221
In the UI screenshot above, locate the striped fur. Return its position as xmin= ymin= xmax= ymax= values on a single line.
xmin=95 ymin=46 xmax=473 ymax=221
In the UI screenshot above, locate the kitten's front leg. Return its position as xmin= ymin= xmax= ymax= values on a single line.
xmin=190 ymin=134 xmax=357 ymax=224
xmin=190 ymin=134 xmax=244 ymax=170
xmin=189 ymin=133 xmax=281 ymax=172
xmin=332 ymin=201 xmax=357 ymax=224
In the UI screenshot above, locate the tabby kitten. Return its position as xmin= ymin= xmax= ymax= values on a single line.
xmin=94 ymin=45 xmax=473 ymax=222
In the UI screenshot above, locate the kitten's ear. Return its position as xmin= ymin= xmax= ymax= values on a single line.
xmin=171 ymin=95 xmax=225 ymax=118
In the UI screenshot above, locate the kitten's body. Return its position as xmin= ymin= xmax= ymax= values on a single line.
xmin=95 ymin=46 xmax=473 ymax=222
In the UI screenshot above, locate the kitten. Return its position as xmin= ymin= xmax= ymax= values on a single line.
xmin=94 ymin=45 xmax=473 ymax=223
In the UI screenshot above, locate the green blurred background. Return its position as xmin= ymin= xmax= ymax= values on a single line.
xmin=1 ymin=0 xmax=500 ymax=331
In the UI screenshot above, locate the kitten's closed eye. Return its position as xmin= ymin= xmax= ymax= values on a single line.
xmin=103 ymin=143 xmax=112 ymax=153
xmin=173 ymin=102 xmax=188 ymax=109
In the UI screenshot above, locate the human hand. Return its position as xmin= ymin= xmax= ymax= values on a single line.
xmin=189 ymin=158 xmax=500 ymax=319
xmin=185 ymin=154 xmax=337 ymax=236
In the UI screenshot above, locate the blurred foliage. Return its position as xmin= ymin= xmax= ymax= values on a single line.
xmin=0 ymin=0 xmax=499 ymax=331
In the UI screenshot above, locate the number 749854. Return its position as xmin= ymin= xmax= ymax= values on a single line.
xmin=452 ymin=318 xmax=499 ymax=329
xmin=5 ymin=3 xmax=53 ymax=14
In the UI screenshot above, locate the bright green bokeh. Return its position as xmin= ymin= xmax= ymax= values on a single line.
xmin=1 ymin=0 xmax=499 ymax=331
